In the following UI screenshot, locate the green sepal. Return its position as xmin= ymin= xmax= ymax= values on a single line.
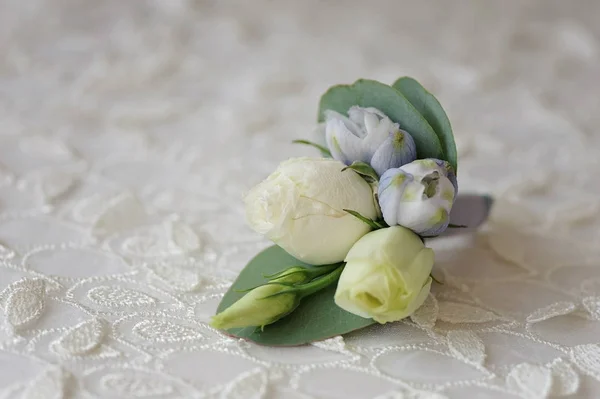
xmin=261 ymin=263 xmax=341 ymax=284
xmin=292 ymin=139 xmax=332 ymax=158
xmin=260 ymin=264 xmax=344 ymax=301
xmin=343 ymin=209 xmax=386 ymax=230
xmin=262 ymin=266 xmax=306 ymax=279
xmin=234 ymin=281 xmax=297 ymax=293
xmin=342 ymin=161 xmax=379 ymax=182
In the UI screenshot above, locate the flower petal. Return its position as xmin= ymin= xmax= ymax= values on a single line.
xmin=395 ymin=199 xmax=448 ymax=234
xmin=418 ymin=215 xmax=450 ymax=237
xmin=398 ymin=158 xmax=441 ymax=177
xmin=348 ymin=106 xmax=385 ymax=133
xmin=370 ymin=129 xmax=417 ymax=176
xmin=326 ymin=110 xmax=365 ymax=138
xmin=432 ymin=159 xmax=458 ymax=195
xmin=348 ymin=106 xmax=396 ymax=160
xmin=378 ymin=169 xmax=412 ymax=227
xmin=325 ymin=117 xmax=365 ymax=165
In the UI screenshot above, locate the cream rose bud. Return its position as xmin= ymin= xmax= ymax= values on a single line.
xmin=334 ymin=226 xmax=434 ymax=323
xmin=244 ymin=157 xmax=378 ymax=265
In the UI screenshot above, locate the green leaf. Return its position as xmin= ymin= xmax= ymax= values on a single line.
xmin=341 ymin=161 xmax=379 ymax=182
xmin=318 ymin=79 xmax=443 ymax=160
xmin=292 ymin=139 xmax=332 ymax=157
xmin=392 ymin=77 xmax=458 ymax=173
xmin=216 ymin=246 xmax=375 ymax=346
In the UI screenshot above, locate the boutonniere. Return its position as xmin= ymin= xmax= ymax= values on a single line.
xmin=211 ymin=77 xmax=491 ymax=346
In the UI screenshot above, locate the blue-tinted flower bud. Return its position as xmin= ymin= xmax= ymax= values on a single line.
xmin=378 ymin=159 xmax=457 ymax=236
xmin=325 ymin=106 xmax=417 ymax=175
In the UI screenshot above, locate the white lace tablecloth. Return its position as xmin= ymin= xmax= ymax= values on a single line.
xmin=1 ymin=1 xmax=600 ymax=398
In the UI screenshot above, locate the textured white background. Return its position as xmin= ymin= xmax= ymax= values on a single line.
xmin=1 ymin=0 xmax=600 ymax=398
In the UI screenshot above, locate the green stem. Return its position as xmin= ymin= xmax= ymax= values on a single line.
xmin=296 ymin=264 xmax=345 ymax=298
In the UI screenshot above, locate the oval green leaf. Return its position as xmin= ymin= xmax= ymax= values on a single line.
xmin=216 ymin=245 xmax=375 ymax=346
xmin=318 ymin=79 xmax=443 ymax=160
xmin=392 ymin=77 xmax=458 ymax=173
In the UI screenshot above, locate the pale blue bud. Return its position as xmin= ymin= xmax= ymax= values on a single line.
xmin=370 ymin=129 xmax=417 ymax=176
xmin=325 ymin=107 xmax=417 ymax=175
xmin=378 ymin=159 xmax=457 ymax=237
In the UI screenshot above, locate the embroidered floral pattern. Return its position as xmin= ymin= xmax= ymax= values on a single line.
xmin=0 ymin=0 xmax=599 ymax=397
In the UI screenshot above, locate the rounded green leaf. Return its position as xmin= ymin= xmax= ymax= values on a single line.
xmin=392 ymin=77 xmax=458 ymax=173
xmin=318 ymin=79 xmax=443 ymax=160
xmin=216 ymin=245 xmax=375 ymax=346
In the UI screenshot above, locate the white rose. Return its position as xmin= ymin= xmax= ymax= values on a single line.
xmin=334 ymin=226 xmax=434 ymax=323
xmin=244 ymin=157 xmax=377 ymax=265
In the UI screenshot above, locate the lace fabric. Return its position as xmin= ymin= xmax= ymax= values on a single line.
xmin=1 ymin=0 xmax=600 ymax=398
